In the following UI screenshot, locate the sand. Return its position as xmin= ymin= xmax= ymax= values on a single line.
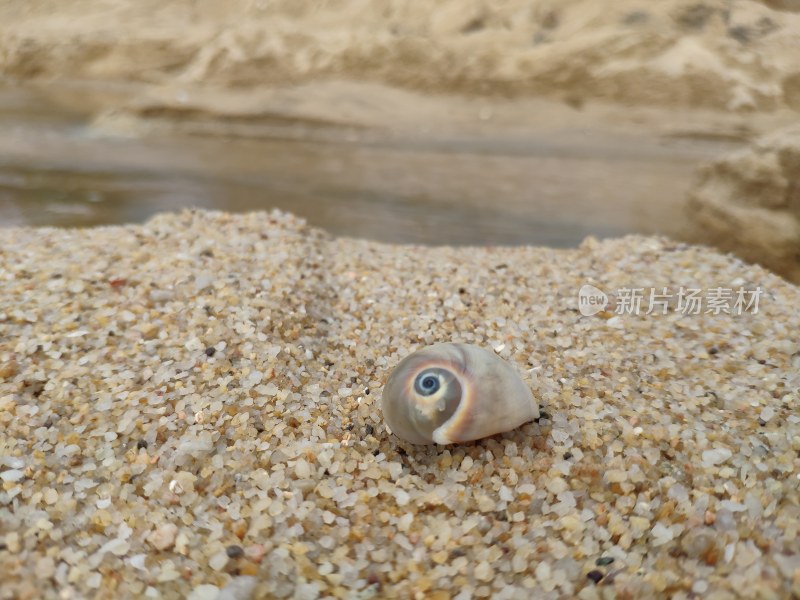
xmin=1 ymin=210 xmax=799 ymax=599
xmin=1 ymin=0 xmax=799 ymax=113
xmin=687 ymin=125 xmax=800 ymax=284
xmin=2 ymin=5 xmax=800 ymax=594
xmin=3 ymin=0 xmax=800 ymax=286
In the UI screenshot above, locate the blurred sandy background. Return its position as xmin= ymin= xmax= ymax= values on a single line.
xmin=3 ymin=0 xmax=799 ymax=109
xmin=1 ymin=0 xmax=799 ymax=279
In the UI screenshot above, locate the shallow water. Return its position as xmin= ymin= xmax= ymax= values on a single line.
xmin=0 ymin=83 xmax=741 ymax=246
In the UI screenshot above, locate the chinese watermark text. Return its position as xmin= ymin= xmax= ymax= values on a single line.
xmin=578 ymin=285 xmax=763 ymax=317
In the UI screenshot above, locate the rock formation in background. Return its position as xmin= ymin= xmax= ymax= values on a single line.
xmin=1 ymin=0 xmax=799 ymax=113
xmin=687 ymin=126 xmax=800 ymax=283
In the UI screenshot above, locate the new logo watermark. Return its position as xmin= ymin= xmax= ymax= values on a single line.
xmin=578 ymin=284 xmax=609 ymax=316
xmin=578 ymin=285 xmax=763 ymax=316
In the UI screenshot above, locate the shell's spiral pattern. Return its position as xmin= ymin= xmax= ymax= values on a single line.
xmin=381 ymin=343 xmax=539 ymax=444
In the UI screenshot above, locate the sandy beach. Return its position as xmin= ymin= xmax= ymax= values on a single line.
xmin=2 ymin=0 xmax=800 ymax=278
xmin=1 ymin=1 xmax=800 ymax=597
xmin=2 ymin=0 xmax=800 ymax=111
xmin=1 ymin=210 xmax=798 ymax=598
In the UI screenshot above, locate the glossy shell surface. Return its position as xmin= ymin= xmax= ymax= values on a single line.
xmin=381 ymin=343 xmax=539 ymax=444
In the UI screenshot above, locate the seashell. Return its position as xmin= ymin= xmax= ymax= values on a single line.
xmin=381 ymin=343 xmax=539 ymax=444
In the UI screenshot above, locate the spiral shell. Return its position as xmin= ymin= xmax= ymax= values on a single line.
xmin=381 ymin=343 xmax=539 ymax=444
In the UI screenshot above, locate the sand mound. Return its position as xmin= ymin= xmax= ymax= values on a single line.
xmin=1 ymin=0 xmax=799 ymax=112
xmin=1 ymin=210 xmax=798 ymax=598
xmin=687 ymin=125 xmax=800 ymax=283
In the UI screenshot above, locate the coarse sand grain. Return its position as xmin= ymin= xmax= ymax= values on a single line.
xmin=1 ymin=209 xmax=799 ymax=599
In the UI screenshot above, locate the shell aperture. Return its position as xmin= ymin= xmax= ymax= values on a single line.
xmin=381 ymin=343 xmax=539 ymax=445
